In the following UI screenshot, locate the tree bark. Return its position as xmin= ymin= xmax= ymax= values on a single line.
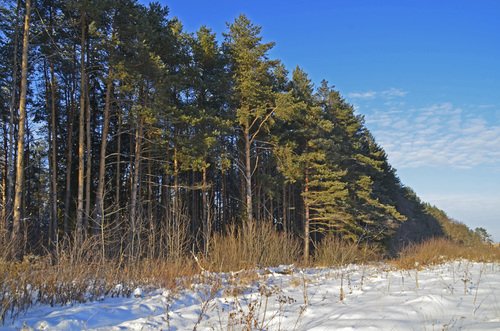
xmin=172 ymin=146 xmax=180 ymax=256
xmin=1 ymin=124 xmax=7 ymax=231
xmin=76 ymin=11 xmax=87 ymax=241
xmin=84 ymin=80 xmax=91 ymax=232
xmin=49 ymin=59 xmax=58 ymax=246
xmin=202 ymin=165 xmax=209 ymax=255
xmin=130 ymin=114 xmax=143 ymax=256
xmin=146 ymin=148 xmax=153 ymax=227
xmin=115 ymin=103 xmax=121 ymax=210
xmin=282 ymin=182 xmax=287 ymax=233
xmin=244 ymin=125 xmax=253 ymax=223
xmin=191 ymin=171 xmax=197 ymax=236
xmin=6 ymin=0 xmax=22 ymax=235
xmin=43 ymin=58 xmax=57 ymax=247
xmin=221 ymin=168 xmax=227 ymax=227
xmin=95 ymin=67 xmax=112 ymax=234
xmin=303 ymin=169 xmax=310 ymax=263
xmin=11 ymin=0 xmax=31 ymax=258
xmin=160 ymin=135 xmax=170 ymax=221
xmin=63 ymin=65 xmax=76 ymax=235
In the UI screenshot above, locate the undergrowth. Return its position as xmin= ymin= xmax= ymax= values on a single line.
xmin=207 ymin=220 xmax=302 ymax=271
xmin=1 ymin=227 xmax=499 ymax=324
xmin=313 ymin=235 xmax=382 ymax=267
xmin=393 ymin=238 xmax=500 ymax=269
xmin=0 ymin=238 xmax=197 ymax=323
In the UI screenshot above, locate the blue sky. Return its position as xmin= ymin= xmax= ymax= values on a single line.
xmin=145 ymin=0 xmax=500 ymax=240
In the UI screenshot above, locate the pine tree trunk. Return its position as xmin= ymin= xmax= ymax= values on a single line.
xmin=95 ymin=67 xmax=112 ymax=234
xmin=146 ymin=145 xmax=154 ymax=258
xmin=43 ymin=60 xmax=54 ymax=246
xmin=63 ymin=61 xmax=77 ymax=235
xmin=222 ymin=168 xmax=228 ymax=227
xmin=1 ymin=124 xmax=8 ymax=231
xmin=45 ymin=0 xmax=58 ymax=250
xmin=84 ymin=82 xmax=92 ymax=232
xmin=146 ymin=146 xmax=153 ymax=226
xmin=282 ymin=183 xmax=287 ymax=233
xmin=160 ymin=137 xmax=169 ymax=220
xmin=256 ymin=182 xmax=261 ymax=221
xmin=23 ymin=125 xmax=30 ymax=246
xmin=6 ymin=0 xmax=22 ymax=235
xmin=202 ymin=166 xmax=209 ymax=255
xmin=115 ymin=106 xmax=121 ymax=210
xmin=130 ymin=115 xmax=143 ymax=257
xmin=76 ymin=11 xmax=87 ymax=242
xmin=173 ymin=146 xmax=180 ymax=256
xmin=270 ymin=193 xmax=273 ymax=224
xmin=173 ymin=147 xmax=179 ymax=215
xmin=63 ymin=71 xmax=75 ymax=235
xmin=191 ymin=171 xmax=197 ymax=236
xmin=244 ymin=126 xmax=253 ymax=223
xmin=11 ymin=0 xmax=31 ymax=258
xmin=303 ymin=169 xmax=310 ymax=263
xmin=49 ymin=59 xmax=58 ymax=246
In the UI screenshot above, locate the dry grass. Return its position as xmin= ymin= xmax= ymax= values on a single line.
xmin=2 ymin=219 xmax=499 ymax=325
xmin=313 ymin=235 xmax=382 ymax=267
xmin=207 ymin=220 xmax=302 ymax=272
xmin=0 ymin=236 xmax=198 ymax=324
xmin=0 ymin=221 xmax=299 ymax=324
xmin=222 ymin=270 xmax=261 ymax=297
xmin=393 ymin=238 xmax=500 ymax=269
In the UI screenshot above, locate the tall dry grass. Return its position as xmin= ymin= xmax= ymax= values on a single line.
xmin=207 ymin=220 xmax=302 ymax=271
xmin=0 ymin=234 xmax=197 ymax=324
xmin=313 ymin=235 xmax=382 ymax=267
xmin=0 ymin=219 xmax=301 ymax=323
xmin=393 ymin=238 xmax=500 ymax=269
xmin=3 ymin=214 xmax=499 ymax=325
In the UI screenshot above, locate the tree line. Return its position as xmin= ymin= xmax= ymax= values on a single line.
xmin=0 ymin=0 xmax=456 ymax=261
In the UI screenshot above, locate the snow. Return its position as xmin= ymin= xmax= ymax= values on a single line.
xmin=3 ymin=261 xmax=500 ymax=330
xmin=132 ymin=288 xmax=143 ymax=298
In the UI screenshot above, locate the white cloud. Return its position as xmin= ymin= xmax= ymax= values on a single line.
xmin=381 ymin=88 xmax=408 ymax=98
xmin=348 ymin=91 xmax=377 ymax=99
xmin=348 ymin=88 xmax=407 ymax=100
xmin=356 ymin=93 xmax=500 ymax=240
xmin=364 ymin=102 xmax=500 ymax=169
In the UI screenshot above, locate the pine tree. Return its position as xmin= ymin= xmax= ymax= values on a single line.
xmin=188 ymin=26 xmax=230 ymax=254
xmin=0 ymin=0 xmax=22 ymax=236
xmin=224 ymin=15 xmax=277 ymax=223
xmin=274 ymin=68 xmax=349 ymax=261
xmin=320 ymin=84 xmax=405 ymax=241
xmin=75 ymin=2 xmax=88 ymax=242
xmin=95 ymin=0 xmax=120 ymax=235
xmin=12 ymin=0 xmax=31 ymax=258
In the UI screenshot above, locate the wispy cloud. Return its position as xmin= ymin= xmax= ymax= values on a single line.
xmin=364 ymin=102 xmax=500 ymax=169
xmin=381 ymin=88 xmax=408 ymax=98
xmin=348 ymin=90 xmax=377 ymax=99
xmin=348 ymin=88 xmax=407 ymax=100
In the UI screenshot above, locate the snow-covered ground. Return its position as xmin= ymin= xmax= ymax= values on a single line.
xmin=3 ymin=261 xmax=500 ymax=330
